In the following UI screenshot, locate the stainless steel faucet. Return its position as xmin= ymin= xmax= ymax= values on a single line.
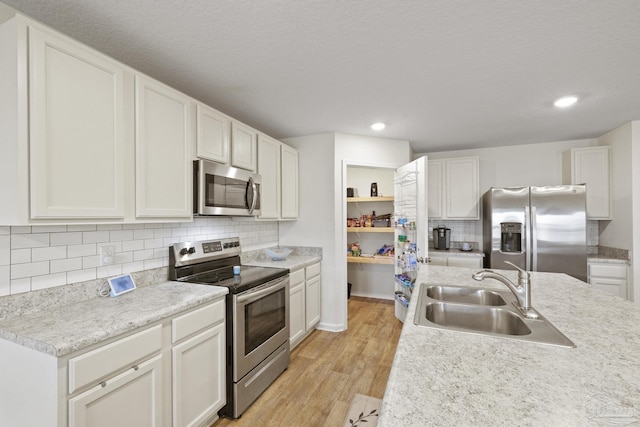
xmin=472 ymin=261 xmax=539 ymax=319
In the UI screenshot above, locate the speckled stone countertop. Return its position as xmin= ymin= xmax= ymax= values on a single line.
xmin=587 ymin=255 xmax=630 ymax=265
xmin=429 ymin=248 xmax=484 ymax=257
xmin=379 ymin=265 xmax=640 ymax=426
xmin=0 ymin=281 xmax=227 ymax=357
xmin=242 ymin=246 xmax=322 ymax=271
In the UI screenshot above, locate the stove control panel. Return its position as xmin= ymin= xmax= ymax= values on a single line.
xmin=171 ymin=237 xmax=241 ymax=267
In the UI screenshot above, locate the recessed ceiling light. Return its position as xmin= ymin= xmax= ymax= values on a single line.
xmin=554 ymin=96 xmax=578 ymax=108
xmin=371 ymin=122 xmax=386 ymax=131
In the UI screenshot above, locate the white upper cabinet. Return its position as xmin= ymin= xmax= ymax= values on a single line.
xmin=0 ymin=15 xmax=129 ymax=223
xmin=429 ymin=157 xmax=479 ymax=220
xmin=231 ymin=121 xmax=257 ymax=171
xmin=281 ymin=143 xmax=299 ymax=219
xmin=196 ymin=103 xmax=230 ymax=164
xmin=563 ymin=146 xmax=612 ymax=220
xmin=135 ymin=74 xmax=193 ymax=219
xmin=257 ymin=134 xmax=282 ymax=219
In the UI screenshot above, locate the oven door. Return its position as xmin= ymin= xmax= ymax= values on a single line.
xmin=195 ymin=160 xmax=261 ymax=216
xmin=232 ymin=275 xmax=289 ymax=381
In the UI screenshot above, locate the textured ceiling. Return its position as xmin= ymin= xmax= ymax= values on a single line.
xmin=2 ymin=0 xmax=640 ymax=153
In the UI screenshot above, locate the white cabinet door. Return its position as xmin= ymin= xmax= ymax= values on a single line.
xmin=172 ymin=322 xmax=225 ymax=427
xmin=68 ymin=355 xmax=163 ymax=427
xmin=445 ymin=157 xmax=479 ymax=219
xmin=196 ymin=103 xmax=230 ymax=164
xmin=281 ymin=144 xmax=299 ymax=219
xmin=231 ymin=121 xmax=257 ymax=171
xmin=28 ymin=23 xmax=126 ymax=219
xmin=428 ymin=160 xmax=443 ymax=219
xmin=305 ymin=275 xmax=321 ymax=330
xmin=568 ymin=146 xmax=611 ymax=220
xmin=135 ymin=74 xmax=192 ymax=218
xmin=257 ymin=134 xmax=281 ymax=219
xmin=289 ymin=281 xmax=306 ymax=348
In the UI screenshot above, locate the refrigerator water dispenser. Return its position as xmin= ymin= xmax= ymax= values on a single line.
xmin=500 ymin=222 xmax=522 ymax=253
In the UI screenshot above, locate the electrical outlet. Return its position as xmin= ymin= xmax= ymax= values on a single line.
xmin=100 ymin=245 xmax=116 ymax=266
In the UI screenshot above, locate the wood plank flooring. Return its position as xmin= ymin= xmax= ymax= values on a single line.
xmin=212 ymin=296 xmax=403 ymax=427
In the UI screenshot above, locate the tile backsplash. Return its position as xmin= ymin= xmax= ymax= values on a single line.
xmin=0 ymin=218 xmax=278 ymax=296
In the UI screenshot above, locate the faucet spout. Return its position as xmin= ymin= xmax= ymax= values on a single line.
xmin=472 ymin=262 xmax=538 ymax=319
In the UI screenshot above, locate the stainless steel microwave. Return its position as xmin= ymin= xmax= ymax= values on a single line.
xmin=194 ymin=160 xmax=261 ymax=216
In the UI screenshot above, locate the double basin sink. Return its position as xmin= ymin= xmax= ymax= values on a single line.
xmin=413 ymin=284 xmax=575 ymax=348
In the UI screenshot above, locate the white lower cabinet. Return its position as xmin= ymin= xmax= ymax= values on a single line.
xmin=289 ymin=262 xmax=321 ymax=349
xmin=0 ymin=298 xmax=225 ymax=426
xmin=171 ymin=301 xmax=226 ymax=427
xmin=68 ymin=354 xmax=164 ymax=427
xmin=289 ymin=268 xmax=306 ymax=347
xmin=429 ymin=254 xmax=483 ymax=268
xmin=588 ymin=261 xmax=628 ymax=299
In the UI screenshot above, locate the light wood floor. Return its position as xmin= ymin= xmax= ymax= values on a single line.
xmin=213 ymin=296 xmax=403 ymax=427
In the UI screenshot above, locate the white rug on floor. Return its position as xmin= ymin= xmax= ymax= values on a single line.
xmin=343 ymin=393 xmax=382 ymax=427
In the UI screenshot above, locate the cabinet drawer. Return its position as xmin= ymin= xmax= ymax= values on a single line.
xmin=588 ymin=263 xmax=627 ymax=279
xmin=172 ymin=299 xmax=225 ymax=344
xmin=306 ymin=262 xmax=321 ymax=279
xmin=69 ymin=325 xmax=162 ymax=393
xmin=290 ymin=268 xmax=305 ymax=286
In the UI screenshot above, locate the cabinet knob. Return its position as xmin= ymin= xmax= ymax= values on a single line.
xmin=132 ymin=365 xmax=139 ymax=371
xmin=100 ymin=381 xmax=107 ymax=388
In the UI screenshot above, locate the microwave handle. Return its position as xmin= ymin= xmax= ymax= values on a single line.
xmin=248 ymin=177 xmax=258 ymax=214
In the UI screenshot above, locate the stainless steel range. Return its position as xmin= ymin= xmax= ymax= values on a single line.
xmin=169 ymin=237 xmax=290 ymax=419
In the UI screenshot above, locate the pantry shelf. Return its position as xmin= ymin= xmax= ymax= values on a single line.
xmin=347 ymin=196 xmax=394 ymax=203
xmin=347 ymin=256 xmax=395 ymax=265
xmin=347 ymin=227 xmax=394 ymax=233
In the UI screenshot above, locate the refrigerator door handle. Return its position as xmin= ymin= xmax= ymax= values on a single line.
xmin=530 ymin=205 xmax=538 ymax=271
xmin=524 ymin=206 xmax=532 ymax=271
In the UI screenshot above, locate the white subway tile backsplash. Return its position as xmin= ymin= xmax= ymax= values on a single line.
xmin=0 ymin=219 xmax=279 ymax=295
xmin=82 ymin=231 xmax=110 ymax=244
xmin=110 ymin=230 xmax=134 ymax=241
xmin=0 ymin=266 xmax=9 ymax=296
xmin=50 ymin=232 xmax=83 ymax=246
xmin=133 ymin=229 xmax=155 ymax=240
xmin=11 ymin=233 xmax=50 ymax=249
xmin=67 ymin=225 xmax=97 ymax=232
xmin=10 ymin=249 xmax=31 ymax=264
xmin=50 ymin=257 xmax=83 ymax=274
xmin=32 ymin=246 xmax=67 ymax=262
xmin=33 ymin=225 xmax=67 ymax=233
xmin=67 ymin=268 xmax=96 ymax=283
xmin=68 ymin=244 xmax=97 ymax=258
xmin=82 ymin=255 xmax=101 ymax=269
xmin=11 ymin=261 xmax=49 ymax=279
xmin=10 ymin=278 xmax=31 ymax=294
xmin=0 ymin=236 xmax=9 ymax=266
xmin=122 ymin=240 xmax=145 ymax=252
xmin=31 ymin=273 xmax=67 ymax=291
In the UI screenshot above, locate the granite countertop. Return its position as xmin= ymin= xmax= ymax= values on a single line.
xmin=244 ymin=255 xmax=322 ymax=271
xmin=587 ymin=255 xmax=630 ymax=264
xmin=429 ymin=248 xmax=484 ymax=257
xmin=379 ymin=265 xmax=640 ymax=426
xmin=0 ymin=281 xmax=228 ymax=357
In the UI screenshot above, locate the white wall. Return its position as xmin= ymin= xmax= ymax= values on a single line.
xmin=632 ymin=121 xmax=640 ymax=303
xmin=281 ymin=133 xmax=410 ymax=332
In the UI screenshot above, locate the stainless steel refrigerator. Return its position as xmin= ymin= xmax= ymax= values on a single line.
xmin=482 ymin=185 xmax=587 ymax=282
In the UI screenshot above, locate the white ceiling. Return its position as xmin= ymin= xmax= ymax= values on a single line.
xmin=3 ymin=0 xmax=640 ymax=153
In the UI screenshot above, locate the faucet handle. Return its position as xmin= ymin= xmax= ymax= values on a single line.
xmin=503 ymin=261 xmax=526 ymax=274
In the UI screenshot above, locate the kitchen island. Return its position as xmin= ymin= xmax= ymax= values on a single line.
xmin=379 ymin=265 xmax=640 ymax=426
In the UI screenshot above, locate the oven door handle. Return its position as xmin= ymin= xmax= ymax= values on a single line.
xmin=236 ymin=278 xmax=287 ymax=304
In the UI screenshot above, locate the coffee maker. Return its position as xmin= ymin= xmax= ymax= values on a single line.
xmin=433 ymin=226 xmax=451 ymax=250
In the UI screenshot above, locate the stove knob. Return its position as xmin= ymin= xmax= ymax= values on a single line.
xmin=179 ymin=248 xmax=189 ymax=256
xmin=188 ymin=247 xmax=196 ymax=254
